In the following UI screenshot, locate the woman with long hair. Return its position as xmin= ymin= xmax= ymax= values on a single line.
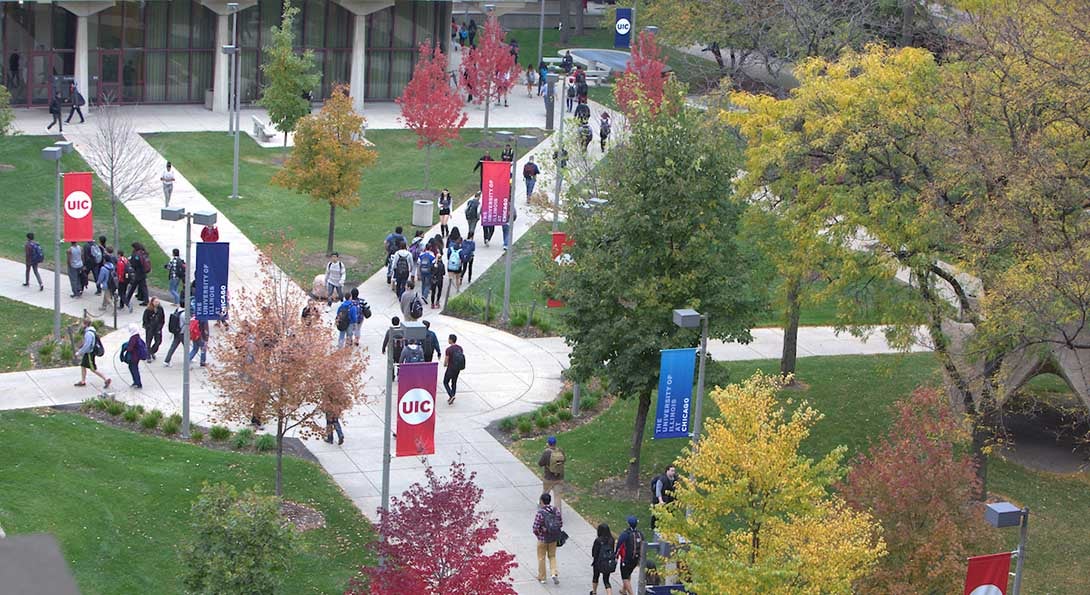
xmin=438 ymin=188 xmax=453 ymax=237
xmin=591 ymin=523 xmax=615 ymax=595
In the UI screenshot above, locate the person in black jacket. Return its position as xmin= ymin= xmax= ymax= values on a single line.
xmin=591 ymin=523 xmax=616 ymax=595
xmin=46 ymin=92 xmax=63 ymax=132
xmin=125 ymin=242 xmax=150 ymax=309
xmin=142 ymin=297 xmax=166 ymax=361
xmin=66 ymin=82 xmax=86 ymax=123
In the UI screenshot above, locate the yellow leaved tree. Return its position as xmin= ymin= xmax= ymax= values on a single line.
xmin=656 ymin=373 xmax=885 ymax=593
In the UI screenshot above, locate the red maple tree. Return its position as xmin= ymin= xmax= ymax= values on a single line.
xmin=397 ymin=42 xmax=468 ymax=189
xmin=838 ymin=388 xmax=1000 ymax=594
xmin=614 ymin=30 xmax=668 ymax=118
xmin=460 ymin=14 xmax=517 ymax=133
xmin=348 ymin=462 xmax=517 ymax=595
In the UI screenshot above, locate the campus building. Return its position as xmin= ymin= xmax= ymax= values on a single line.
xmin=1 ymin=0 xmax=453 ymax=113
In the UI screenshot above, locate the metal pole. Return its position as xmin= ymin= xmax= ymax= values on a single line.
xmin=181 ymin=215 xmax=192 ymax=439
xmin=501 ymin=143 xmax=518 ymax=323
xmin=231 ymin=44 xmax=241 ymax=200
xmin=552 ymin=96 xmax=565 ymax=232
xmin=691 ymin=313 xmax=709 ymax=446
xmin=571 ymin=382 xmax=580 ymax=416
xmin=380 ymin=331 xmax=395 ymax=515
xmin=228 ymin=10 xmax=236 ymax=134
xmin=537 ymin=0 xmax=545 ymax=67
xmin=53 ymin=159 xmax=62 ymax=340
xmin=1012 ymin=508 xmax=1029 ymax=595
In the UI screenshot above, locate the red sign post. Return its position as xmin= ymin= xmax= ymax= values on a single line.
xmin=480 ymin=160 xmax=512 ymax=227
xmin=395 ymin=362 xmax=438 ymax=457
xmin=62 ymin=172 xmax=94 ymax=242
xmin=547 ymin=231 xmax=574 ymax=308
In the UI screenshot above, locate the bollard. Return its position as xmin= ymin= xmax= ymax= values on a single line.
xmin=571 ymin=383 xmax=581 ymax=416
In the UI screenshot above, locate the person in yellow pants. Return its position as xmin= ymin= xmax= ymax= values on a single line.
xmin=531 ymin=493 xmax=563 ymax=584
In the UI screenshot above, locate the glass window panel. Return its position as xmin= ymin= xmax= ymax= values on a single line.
xmin=168 ymin=52 xmax=189 ymax=101
xmin=97 ymin=5 xmax=123 ymax=49
xmin=393 ymin=2 xmax=414 ymax=49
xmin=367 ymin=9 xmax=391 ymax=49
xmin=124 ymin=3 xmax=145 ymax=49
xmin=414 ymin=2 xmax=435 ymax=48
xmin=291 ymin=4 xmax=304 ymax=45
xmin=191 ymin=51 xmax=213 ymax=99
xmin=122 ymin=50 xmax=143 ymax=102
xmin=366 ymin=51 xmax=389 ymax=99
xmin=192 ymin=4 xmax=215 ymax=48
xmin=240 ymin=5 xmax=260 ymax=48
xmin=52 ymin=6 xmax=77 ymax=50
xmin=56 ymin=52 xmax=75 ymax=77
xmin=261 ymin=0 xmax=283 ymax=41
xmin=241 ymin=49 xmax=259 ymax=102
xmin=304 ymin=0 xmax=325 ymax=48
xmin=324 ymin=49 xmax=350 ymax=99
xmin=146 ymin=2 xmax=169 ymax=49
xmin=327 ymin=3 xmax=351 ymax=48
xmin=88 ymin=52 xmax=101 ymax=104
xmin=144 ymin=52 xmax=167 ymax=101
xmin=170 ymin=0 xmax=191 ymax=49
xmin=390 ymin=50 xmax=411 ymax=97
xmin=31 ymin=4 xmax=53 ymax=51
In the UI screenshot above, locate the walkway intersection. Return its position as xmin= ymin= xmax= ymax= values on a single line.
xmin=1 ymin=102 xmax=925 ymax=594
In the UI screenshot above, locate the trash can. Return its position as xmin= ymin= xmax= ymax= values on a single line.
xmin=412 ymin=199 xmax=434 ymax=228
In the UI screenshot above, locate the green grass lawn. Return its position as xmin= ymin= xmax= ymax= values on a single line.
xmin=0 ymin=136 xmax=171 ymax=289
xmin=144 ymin=129 xmax=541 ymax=286
xmin=0 ymin=409 xmax=373 ymax=594
xmin=0 ymin=297 xmax=80 ymax=372
xmin=511 ymin=352 xmax=1089 ymax=594
xmin=506 ymin=27 xmax=616 ymax=66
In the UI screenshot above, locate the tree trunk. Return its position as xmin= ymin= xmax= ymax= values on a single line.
xmin=275 ymin=418 xmax=284 ymax=497
xmin=899 ymin=0 xmax=916 ymax=47
xmin=574 ymin=0 xmax=584 ymax=37
xmin=558 ymin=0 xmax=571 ymax=44
xmin=327 ymin=203 xmax=336 ymax=256
xmin=780 ymin=274 xmax=802 ymax=379
xmin=710 ymin=43 xmax=726 ymax=72
xmin=283 ymin=131 xmax=288 ymax=147
xmin=624 ymin=387 xmax=653 ymax=491
xmin=483 ymin=95 xmax=491 ymax=134
xmin=425 ymin=144 xmax=432 ymax=190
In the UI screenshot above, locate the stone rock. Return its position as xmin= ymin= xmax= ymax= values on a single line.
xmin=312 ymin=274 xmax=328 ymax=299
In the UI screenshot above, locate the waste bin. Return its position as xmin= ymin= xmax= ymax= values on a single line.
xmin=412 ymin=199 xmax=434 ymax=228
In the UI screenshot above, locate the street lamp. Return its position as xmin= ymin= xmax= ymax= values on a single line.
xmin=537 ymin=0 xmax=546 ymax=69
xmin=672 ymin=308 xmax=709 ymax=446
xmin=161 ymin=206 xmax=218 ymax=439
xmin=985 ymin=502 xmax=1029 ymax=595
xmin=41 ymin=140 xmax=73 ymax=340
xmin=224 ymin=2 xmax=241 ymax=200
xmin=380 ymin=320 xmax=428 ymax=546
xmin=494 ymin=131 xmax=538 ymax=324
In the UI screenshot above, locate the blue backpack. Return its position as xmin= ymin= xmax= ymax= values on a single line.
xmin=30 ymin=241 xmax=44 ymax=264
xmin=447 ymin=246 xmax=462 ymax=271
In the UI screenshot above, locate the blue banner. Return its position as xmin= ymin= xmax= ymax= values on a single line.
xmin=194 ymin=242 xmax=229 ymax=321
xmin=614 ymin=7 xmax=633 ymax=48
xmin=654 ymin=348 xmax=696 ymax=439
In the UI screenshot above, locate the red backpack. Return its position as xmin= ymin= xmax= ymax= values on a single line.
xmin=189 ymin=318 xmax=202 ymax=342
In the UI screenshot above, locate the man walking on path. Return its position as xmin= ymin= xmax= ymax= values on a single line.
xmin=161 ymin=162 xmax=175 ymax=207
xmin=187 ymin=317 xmax=209 ymax=367
xmin=465 ymin=191 xmax=480 ymax=237
xmin=523 ymin=159 xmax=540 ymax=201
xmin=142 ymin=297 xmax=165 ymax=361
xmin=124 ymin=242 xmax=150 ymax=309
xmin=384 ymin=226 xmax=406 ymax=285
xmin=165 ymin=248 xmax=185 ymax=305
xmin=421 ymin=320 xmax=441 ymax=362
xmin=615 ymin=516 xmax=644 ymax=595
xmin=649 ymin=465 xmax=677 ymax=532
xmin=538 ymin=435 xmax=566 ymax=511
xmin=325 ymin=252 xmax=346 ymax=305
xmin=65 ymin=83 xmax=85 ymax=124
xmin=473 ymin=151 xmax=493 ymax=189
xmin=74 ymin=318 xmax=111 ymax=389
xmin=125 ymin=323 xmax=148 ymax=388
xmin=532 ymin=493 xmax=563 ymax=585
xmin=67 ymin=241 xmax=84 ymax=297
xmin=443 ymin=334 xmax=464 ymax=405
xmin=381 ymin=316 xmax=404 ymax=362
xmin=162 ymin=304 xmax=185 ymax=367
xmin=460 ymin=232 xmax=476 ymax=284
xmin=46 ymin=92 xmax=63 ymax=133
xmin=391 ymin=240 xmax=415 ymax=299
xmin=23 ymin=232 xmax=44 ymax=290
xmin=399 ymin=279 xmax=423 ymax=321
xmin=335 ymin=290 xmax=360 ymax=348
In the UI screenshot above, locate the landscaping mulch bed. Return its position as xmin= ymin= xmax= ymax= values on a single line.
xmin=280 ymin=500 xmax=326 ymax=532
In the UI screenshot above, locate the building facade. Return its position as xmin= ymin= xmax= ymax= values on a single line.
xmin=1 ymin=0 xmax=452 ymax=112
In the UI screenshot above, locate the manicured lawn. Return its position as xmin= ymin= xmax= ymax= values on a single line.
xmin=510 ymin=352 xmax=1089 ymax=594
xmin=0 ymin=409 xmax=374 ymax=594
xmin=0 ymin=297 xmax=80 ymax=372
xmin=0 ymin=136 xmax=171 ymax=288
xmin=505 ymin=27 xmax=616 ymax=66
xmin=144 ymin=129 xmax=541 ymax=285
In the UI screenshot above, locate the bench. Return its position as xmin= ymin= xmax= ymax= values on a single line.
xmin=251 ymin=115 xmax=275 ymax=142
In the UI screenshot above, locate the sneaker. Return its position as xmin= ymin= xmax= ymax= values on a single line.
xmin=539 ymin=579 xmax=547 ymax=585
xmin=337 ymin=437 xmax=344 ymax=445
xmin=552 ymin=576 xmax=559 ymax=584
xmin=163 ymin=361 xmax=171 ymax=367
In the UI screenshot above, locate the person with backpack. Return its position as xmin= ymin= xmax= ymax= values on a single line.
xmin=399 ymin=338 xmax=425 ymax=363
xmin=350 ymin=288 xmax=370 ymax=346
xmin=124 ymin=242 xmax=151 ymax=310
xmin=65 ymin=82 xmax=86 ymax=124
xmin=418 ymin=245 xmax=435 ymax=305
xmin=615 ymin=516 xmax=644 ymax=595
xmin=66 ymin=241 xmax=84 ymax=298
xmin=384 ymin=226 xmax=407 ymax=285
xmin=123 ymin=323 xmax=149 ymax=389
xmin=442 ymin=334 xmax=464 ymax=404
xmin=538 ymin=435 xmax=566 ymax=511
xmin=399 ymin=279 xmax=424 ymax=321
xmin=115 ymin=250 xmax=131 ymax=310
xmin=391 ymin=239 xmax=415 ymax=299
xmin=164 ymin=248 xmax=186 ymax=305
xmin=522 ymin=160 xmax=540 ymax=200
xmin=92 ymin=235 xmax=109 ymax=294
xmin=538 ymin=61 xmax=549 ymax=95
xmin=460 ymin=231 xmax=477 ymax=284
xmin=74 ymin=318 xmax=111 ymax=389
xmin=142 ymin=297 xmax=165 ymax=361
xmin=421 ymin=320 xmax=441 ymax=362
xmin=97 ymin=247 xmax=117 ymax=311
xmin=649 ymin=465 xmax=677 ymax=532
xmin=445 ymin=236 xmax=464 ymax=296
xmin=576 ymin=77 xmax=589 ymax=105
xmin=575 ymin=101 xmax=591 ymax=124
xmin=437 ymin=188 xmax=453 ymax=238
xmin=465 ymin=191 xmax=481 ymax=237
xmin=579 ymin=121 xmax=593 ymax=153
xmin=323 ymin=252 xmax=346 ymax=306
xmin=334 ymin=292 xmax=359 ymax=348
xmin=81 ymin=240 xmax=96 ymax=294
xmin=162 ymin=305 xmax=186 ymax=367
xmin=200 ymin=224 xmax=220 ymax=242
xmin=591 ymin=523 xmax=617 ymax=595
xmin=532 ymin=492 xmax=564 ymax=585
xmin=187 ymin=317 xmax=209 ymax=367
xmin=467 ymin=19 xmax=477 ymax=48
xmin=46 ymin=91 xmax=63 ymax=132
xmin=561 ymin=51 xmax=574 ymax=74
xmin=429 ymin=249 xmax=444 ymax=309
xmin=599 ymin=112 xmax=612 ymax=151
xmin=324 ymin=409 xmax=345 ymax=445
xmin=23 ymin=232 xmax=44 ymax=291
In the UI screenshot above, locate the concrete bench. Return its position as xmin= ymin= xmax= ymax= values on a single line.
xmin=251 ymin=115 xmax=275 ymax=142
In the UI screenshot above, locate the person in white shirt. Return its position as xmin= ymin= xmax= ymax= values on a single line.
xmin=390 ymin=241 xmax=415 ymax=299
xmin=161 ymin=162 xmax=176 ymax=207
xmin=325 ymin=252 xmax=346 ymax=306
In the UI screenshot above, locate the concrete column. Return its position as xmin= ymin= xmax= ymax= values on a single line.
xmin=349 ymin=15 xmax=367 ymax=114
xmin=75 ymin=15 xmax=89 ymax=112
xmin=213 ymin=13 xmax=230 ymax=113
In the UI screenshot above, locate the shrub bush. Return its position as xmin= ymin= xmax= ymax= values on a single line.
xmin=535 ymin=415 xmax=550 ymax=429
xmin=517 ymin=417 xmax=533 ymax=433
xmin=499 ymin=417 xmax=516 ymax=432
xmin=135 ymin=404 xmax=145 ymax=414
xmin=557 ymin=409 xmax=573 ymax=422
xmin=140 ymin=412 xmax=161 ymax=430
xmin=168 ymin=412 xmax=183 ymax=426
xmin=190 ymin=430 xmax=205 ymax=443
xmin=148 ymin=409 xmax=164 ymax=420
xmin=582 ymin=395 xmax=600 ymax=411
xmin=92 ymin=397 xmax=110 ymax=411
xmin=544 ymin=402 xmax=559 ymax=414
xmin=254 ymin=434 xmax=276 ymax=452
xmin=233 ymin=428 xmax=255 ymax=449
xmin=542 ymin=415 xmax=557 ymax=428
xmin=59 ymin=342 xmax=74 ymax=361
xmin=162 ymin=417 xmax=180 ymax=435
xmin=209 ymin=425 xmax=231 ymax=441
xmin=105 ymin=400 xmax=126 ymax=416
xmin=38 ymin=342 xmax=56 ymax=359
xmin=81 ymin=397 xmax=101 ymax=411
xmin=122 ymin=406 xmax=141 ymax=423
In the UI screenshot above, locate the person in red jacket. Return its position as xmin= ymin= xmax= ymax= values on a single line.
xmin=201 ymin=225 xmax=219 ymax=242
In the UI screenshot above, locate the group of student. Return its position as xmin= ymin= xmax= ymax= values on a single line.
xmin=380 ymin=222 xmax=478 ymax=311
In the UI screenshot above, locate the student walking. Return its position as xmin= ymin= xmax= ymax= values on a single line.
xmin=442 ymin=334 xmax=464 ymax=404
xmin=532 ymin=493 xmax=563 ymax=585
xmin=124 ymin=324 xmax=148 ymax=388
xmin=349 ymin=288 xmax=369 ymax=346
xmin=522 ymin=159 xmax=540 ymax=200
xmin=325 ymin=252 xmax=346 ymax=305
xmin=421 ymin=320 xmax=441 ymax=362
xmin=115 ymin=250 xmax=130 ymax=310
xmin=324 ymin=410 xmax=345 ymax=445
xmin=445 ymin=236 xmax=464 ymax=296
xmin=473 ymin=150 xmax=493 ymax=189
xmin=142 ymin=297 xmax=165 ymax=361
xmin=381 ymin=316 xmax=404 ymax=361
xmin=429 ymin=251 xmax=444 ymax=308
xmin=74 ymin=318 xmax=111 ymax=389
xmin=599 ymin=112 xmax=612 ymax=151
xmin=538 ymin=435 xmax=566 ymax=511
xmin=65 ymin=83 xmax=85 ymax=124
xmin=399 ymin=279 xmax=424 ymax=321
xmin=418 ymin=246 xmax=435 ymax=304
xmin=165 ymin=248 xmax=186 ymax=304
xmin=525 ymin=65 xmax=536 ymax=97
xmin=97 ymin=247 xmax=117 ymax=311
xmin=46 ymin=92 xmax=63 ymax=132
xmin=460 ymin=232 xmax=476 ymax=284
xmin=500 ymin=144 xmax=514 ymax=162
xmin=465 ymin=191 xmax=480 ymax=237
xmin=187 ymin=317 xmax=209 ymax=367
xmin=399 ymin=338 xmax=425 ymax=363
xmin=161 ymin=162 xmax=176 ymax=207
xmin=538 ymin=62 xmax=549 ymax=96
xmin=591 ymin=523 xmax=617 ymax=595
xmin=23 ymin=232 xmax=44 ymax=290
xmin=391 ymin=240 xmax=415 ymax=299
xmin=566 ymin=78 xmax=576 ymax=112
xmin=162 ymin=305 xmax=185 ymax=366
xmin=384 ymin=226 xmax=406 ymax=285
xmin=124 ymin=242 xmax=151 ymax=309
xmin=615 ymin=516 xmax=644 ymax=595
xmin=438 ymin=188 xmax=453 ymax=237
xmin=67 ymin=241 xmax=84 ymax=297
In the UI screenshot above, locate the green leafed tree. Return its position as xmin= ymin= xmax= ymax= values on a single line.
xmin=181 ymin=482 xmax=296 ymax=595
xmin=258 ymin=0 xmax=320 ymax=146
xmin=0 ymin=85 xmax=14 ymax=136
xmin=542 ymin=80 xmax=768 ymax=490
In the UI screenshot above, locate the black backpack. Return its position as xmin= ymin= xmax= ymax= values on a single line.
xmin=450 ymin=347 xmax=466 ymax=371
xmin=335 ymin=306 xmax=350 ymax=331
xmin=410 ymin=296 xmax=423 ymax=320
xmin=168 ymin=309 xmax=182 ymax=335
xmin=466 ymin=199 xmax=479 ymax=220
xmin=623 ymin=529 xmax=644 ymax=564
xmin=394 ymin=254 xmax=410 ymax=280
xmin=542 ymin=507 xmax=562 ymax=542
xmin=595 ymin=537 xmax=618 ymax=574
xmin=359 ymin=299 xmax=372 ymax=319
xmin=92 ymin=329 xmax=105 ymax=357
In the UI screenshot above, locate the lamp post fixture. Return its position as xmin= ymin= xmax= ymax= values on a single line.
xmin=984 ymin=502 xmax=1029 ymax=595
xmin=551 ymin=80 xmax=567 ymax=232
xmin=161 ymin=207 xmax=218 ymax=439
xmin=537 ymin=0 xmax=546 ymax=68
xmin=223 ymin=2 xmax=241 ymax=200
xmin=494 ymin=131 xmax=538 ymax=324
xmin=41 ymin=140 xmax=73 ymax=340
xmin=672 ymin=308 xmax=709 ymax=448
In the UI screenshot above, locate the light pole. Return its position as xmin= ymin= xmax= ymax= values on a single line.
xmin=226 ymin=2 xmax=239 ymax=135
xmin=537 ymin=0 xmax=546 ymax=68
xmin=161 ymin=207 xmax=218 ymax=439
xmin=984 ymin=502 xmax=1029 ymax=595
xmin=672 ymin=308 xmax=709 ymax=448
xmin=494 ymin=132 xmax=537 ymax=324
xmin=552 ymin=80 xmax=566 ymax=232
xmin=41 ymin=140 xmax=73 ymax=340
xmin=223 ymin=2 xmax=241 ymax=200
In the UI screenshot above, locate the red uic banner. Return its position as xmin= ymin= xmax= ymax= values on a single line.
xmin=547 ymin=231 xmax=574 ymax=308
xmin=963 ymin=552 xmax=1011 ymax=595
xmin=480 ymin=160 xmax=512 ymax=227
xmin=396 ymin=362 xmax=439 ymax=457
xmin=63 ymin=172 xmax=94 ymax=242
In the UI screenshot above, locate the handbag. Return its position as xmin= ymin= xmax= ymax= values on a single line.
xmin=556 ymin=530 xmax=569 ymax=547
